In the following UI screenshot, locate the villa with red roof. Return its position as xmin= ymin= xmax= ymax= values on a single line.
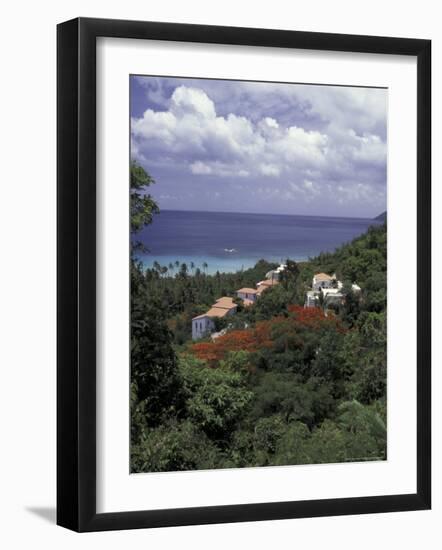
xmin=191 ymin=270 xmax=282 ymax=339
xmin=236 ymin=288 xmax=258 ymax=303
xmin=312 ymin=272 xmax=336 ymax=290
xmin=192 ymin=296 xmax=237 ymax=340
xmin=306 ymin=272 xmax=361 ymax=308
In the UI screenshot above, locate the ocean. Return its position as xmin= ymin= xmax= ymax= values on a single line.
xmin=135 ymin=210 xmax=382 ymax=274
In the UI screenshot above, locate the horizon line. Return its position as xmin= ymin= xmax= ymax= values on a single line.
xmin=156 ymin=208 xmax=384 ymax=221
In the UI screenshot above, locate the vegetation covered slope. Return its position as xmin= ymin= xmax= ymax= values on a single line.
xmin=130 ymin=163 xmax=387 ymax=472
xmin=374 ymin=211 xmax=387 ymax=222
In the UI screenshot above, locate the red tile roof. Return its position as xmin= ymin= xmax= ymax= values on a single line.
xmin=237 ymin=288 xmax=258 ymax=294
xmin=314 ymin=272 xmax=333 ymax=281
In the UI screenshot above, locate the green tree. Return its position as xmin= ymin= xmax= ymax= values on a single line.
xmin=131 ymin=420 xmax=220 ymax=473
xmin=250 ymin=372 xmax=334 ymax=428
xmin=341 ymin=283 xmax=361 ymax=326
xmin=180 ymin=355 xmax=253 ymax=441
xmin=130 ymin=163 xmax=183 ymax=447
xmin=130 ymin=161 xmax=159 ymax=245
xmin=131 ymin=273 xmax=184 ymax=433
xmin=310 ymin=330 xmax=348 ymax=399
xmin=273 ymin=422 xmax=312 ymax=465
xmin=219 ymin=350 xmax=251 ymax=375
xmin=347 ymin=312 xmax=387 ymax=404
xmin=337 ymin=400 xmax=386 ymax=460
xmin=254 ymin=415 xmax=286 ymax=455
xmin=279 ymin=259 xmax=300 ymax=289
xmin=303 ymin=420 xmax=347 ymax=464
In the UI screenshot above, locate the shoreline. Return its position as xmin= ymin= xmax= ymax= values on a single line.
xmin=138 ymin=255 xmax=310 ymax=275
xmin=134 ymin=212 xmax=383 ymax=275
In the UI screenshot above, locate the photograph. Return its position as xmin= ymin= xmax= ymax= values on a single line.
xmin=0 ymin=0 xmax=434 ymax=541
xmin=129 ymin=74 xmax=388 ymax=474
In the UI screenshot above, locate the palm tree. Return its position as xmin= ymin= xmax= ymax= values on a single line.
xmin=153 ymin=260 xmax=161 ymax=276
xmin=190 ymin=261 xmax=195 ymax=274
xmin=203 ymin=261 xmax=208 ymax=274
xmin=168 ymin=262 xmax=174 ymax=276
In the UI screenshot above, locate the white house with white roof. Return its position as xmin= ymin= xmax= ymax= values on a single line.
xmin=265 ymin=263 xmax=287 ymax=282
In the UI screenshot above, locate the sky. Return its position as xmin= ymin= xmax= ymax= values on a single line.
xmin=130 ymin=75 xmax=387 ymax=219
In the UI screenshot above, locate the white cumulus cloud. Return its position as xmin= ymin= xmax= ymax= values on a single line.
xmin=132 ymin=86 xmax=329 ymax=181
xmin=131 ymin=79 xmax=387 ymax=216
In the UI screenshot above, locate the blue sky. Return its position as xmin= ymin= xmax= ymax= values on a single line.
xmin=130 ymin=76 xmax=387 ymax=218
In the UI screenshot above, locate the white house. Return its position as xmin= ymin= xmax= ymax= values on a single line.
xmin=312 ymin=272 xmax=336 ymax=290
xmin=305 ymin=290 xmax=319 ymax=308
xmin=236 ymin=288 xmax=258 ymax=303
xmin=236 ymin=278 xmax=279 ymax=306
xmin=265 ymin=263 xmax=286 ymax=282
xmin=305 ymin=278 xmax=361 ymax=309
xmin=191 ymin=297 xmax=237 ymax=340
xmin=191 ymin=314 xmax=215 ymax=340
xmin=214 ymin=296 xmax=237 ymax=309
xmin=256 ymin=278 xmax=278 ymax=296
xmin=321 ymin=288 xmax=345 ymax=307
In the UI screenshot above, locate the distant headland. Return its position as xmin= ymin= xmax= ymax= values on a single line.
xmin=374 ymin=211 xmax=387 ymax=222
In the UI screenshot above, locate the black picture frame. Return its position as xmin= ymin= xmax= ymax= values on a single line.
xmin=57 ymin=17 xmax=431 ymax=532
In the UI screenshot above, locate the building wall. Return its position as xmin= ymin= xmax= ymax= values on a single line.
xmin=192 ymin=316 xmax=214 ymax=340
xmin=305 ymin=293 xmax=319 ymax=308
xmin=192 ymin=306 xmax=237 ymax=340
xmin=313 ymin=279 xmax=334 ymax=291
xmin=237 ymin=291 xmax=257 ymax=302
xmin=265 ymin=270 xmax=279 ymax=280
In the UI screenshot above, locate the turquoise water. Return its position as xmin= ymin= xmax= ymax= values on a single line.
xmin=140 ymin=253 xmax=262 ymax=275
xmin=134 ymin=210 xmax=382 ymax=274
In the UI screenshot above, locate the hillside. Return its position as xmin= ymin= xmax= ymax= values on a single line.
xmin=131 ymin=222 xmax=387 ymax=472
xmin=374 ymin=211 xmax=387 ymax=222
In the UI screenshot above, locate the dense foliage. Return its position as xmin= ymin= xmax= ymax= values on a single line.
xmin=130 ymin=164 xmax=387 ymax=472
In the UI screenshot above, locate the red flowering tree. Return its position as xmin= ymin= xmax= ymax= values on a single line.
xmin=191 ymin=322 xmax=273 ymax=365
xmin=190 ymin=305 xmax=347 ymax=368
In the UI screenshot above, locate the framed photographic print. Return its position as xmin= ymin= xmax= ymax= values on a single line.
xmin=57 ymin=18 xmax=431 ymax=532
